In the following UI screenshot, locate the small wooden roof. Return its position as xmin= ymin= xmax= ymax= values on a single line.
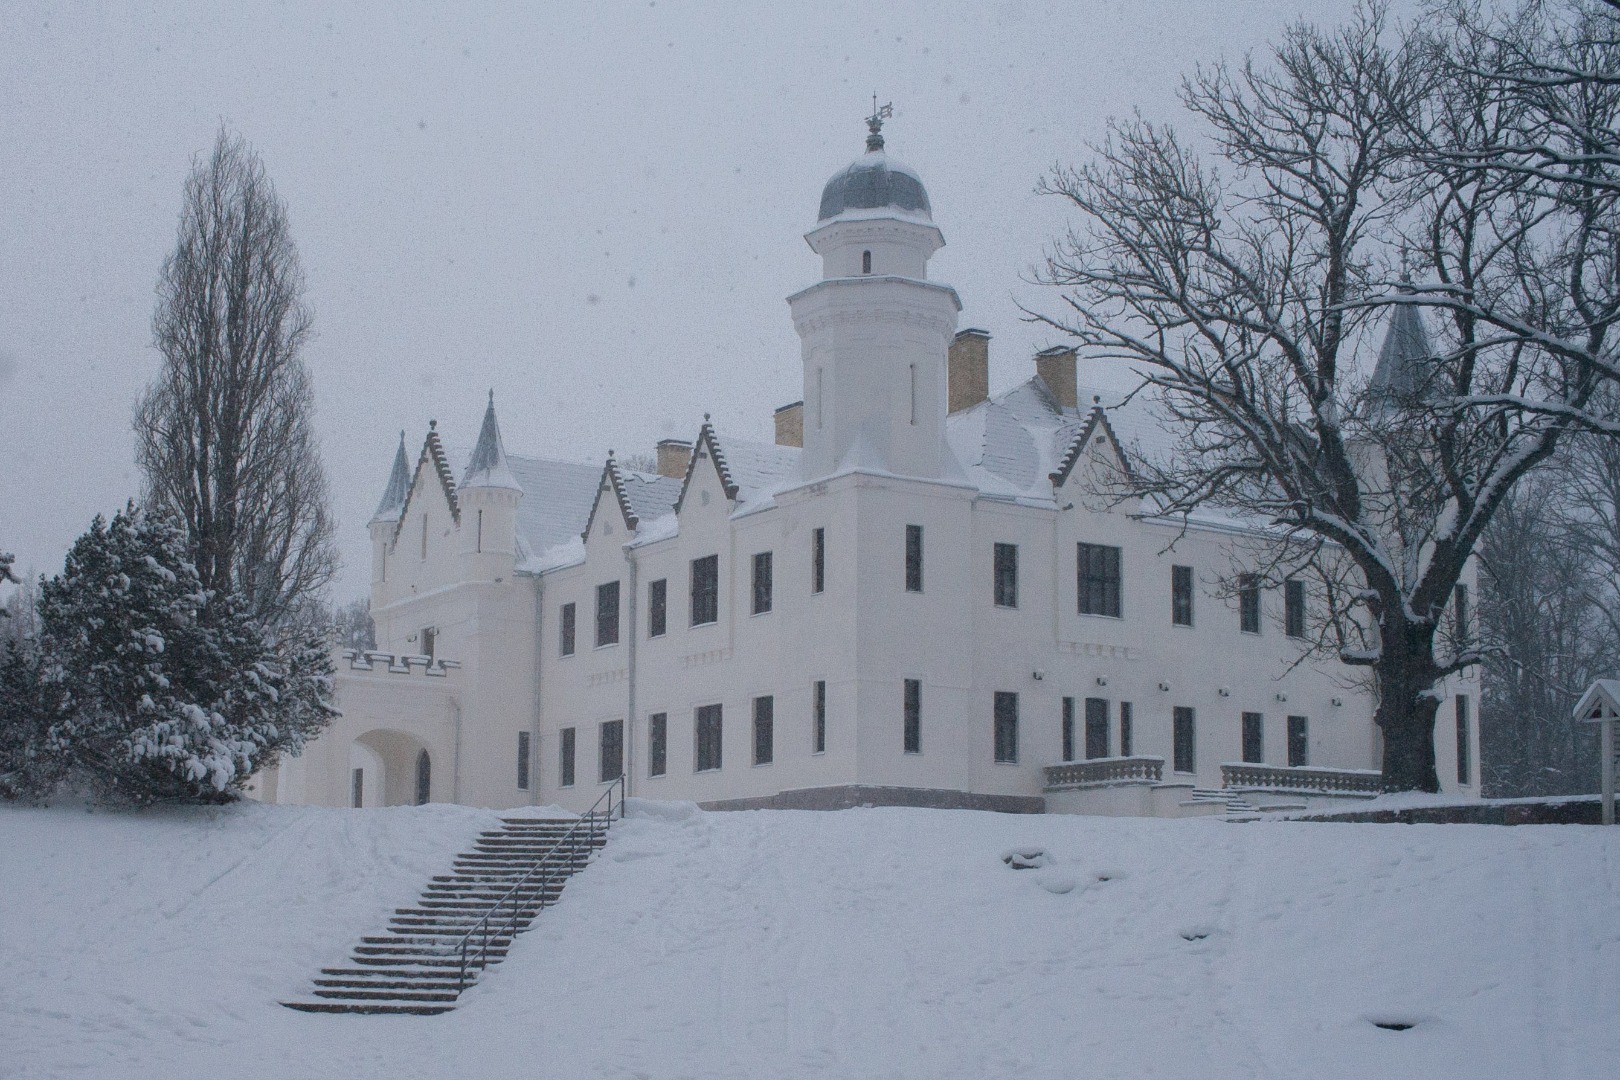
xmin=1572 ymin=679 xmax=1620 ymax=722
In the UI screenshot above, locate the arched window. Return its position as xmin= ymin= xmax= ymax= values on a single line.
xmin=415 ymin=749 xmax=431 ymax=805
xmin=862 ymin=250 xmax=872 ymax=274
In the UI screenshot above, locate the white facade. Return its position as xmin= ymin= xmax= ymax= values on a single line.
xmin=258 ymin=123 xmax=1482 ymax=816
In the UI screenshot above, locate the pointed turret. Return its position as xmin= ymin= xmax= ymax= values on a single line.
xmin=1369 ymin=298 xmax=1433 ymax=405
xmin=462 ymin=391 xmax=521 ymax=491
xmin=371 ymin=432 xmax=412 ymax=524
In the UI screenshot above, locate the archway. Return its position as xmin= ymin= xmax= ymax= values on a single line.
xmin=350 ymin=729 xmax=433 ymax=807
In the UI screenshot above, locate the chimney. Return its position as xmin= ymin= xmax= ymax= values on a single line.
xmin=774 ymin=401 xmax=804 ymax=448
xmin=656 ymin=438 xmax=692 ymax=479
xmin=949 ymin=328 xmax=990 ymax=414
xmin=1035 ymin=345 xmax=1078 ymax=411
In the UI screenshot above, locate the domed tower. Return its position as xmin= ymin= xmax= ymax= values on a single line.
xmin=788 ymin=106 xmax=962 ymax=480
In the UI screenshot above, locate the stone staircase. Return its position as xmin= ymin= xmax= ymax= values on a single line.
xmin=281 ymin=808 xmax=615 ymax=1016
xmin=1187 ymin=787 xmax=1308 ymax=817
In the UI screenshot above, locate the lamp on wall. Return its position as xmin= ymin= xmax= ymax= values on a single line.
xmin=1095 ymin=676 xmax=1108 ymax=687
xmin=1032 ymin=670 xmax=1045 ymax=681
xmin=1217 ymin=687 xmax=1231 ymax=697
xmin=1158 ymin=681 xmax=1170 ymax=691
xmin=1275 ymin=692 xmax=1288 ymax=702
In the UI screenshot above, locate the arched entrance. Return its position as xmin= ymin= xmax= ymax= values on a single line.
xmin=350 ymin=729 xmax=434 ymax=807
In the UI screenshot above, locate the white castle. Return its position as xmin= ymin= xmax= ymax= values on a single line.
xmin=257 ymin=114 xmax=1480 ymax=816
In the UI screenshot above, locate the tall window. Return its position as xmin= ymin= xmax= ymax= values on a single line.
xmin=599 ymin=720 xmax=624 ymax=783
xmin=1456 ymin=696 xmax=1471 ymax=785
xmin=1085 ymin=697 xmax=1109 ymax=759
xmin=559 ymin=603 xmax=576 ymax=657
xmin=560 ymin=727 xmax=576 ymax=787
xmin=421 ymin=626 xmax=436 ymax=661
xmin=691 ymin=554 xmax=719 ymax=626
xmin=905 ymin=525 xmax=924 ymax=593
xmin=1119 ymin=702 xmax=1134 ymax=757
xmin=862 ymin=249 xmax=872 ymax=274
xmin=517 ymin=731 xmax=531 ymax=790
xmin=1061 ymin=697 xmax=1076 ymax=762
xmin=648 ymin=713 xmax=667 ymax=777
xmin=1078 ymin=543 xmax=1123 ymax=617
xmin=1241 ymin=712 xmax=1263 ymax=764
xmin=811 ymin=527 xmax=826 ymax=594
xmin=903 ymin=679 xmax=921 ymax=754
xmin=993 ymin=691 xmax=1019 ymax=763
xmin=752 ymin=551 xmax=773 ymax=615
xmin=596 ymin=580 xmax=620 ymax=647
xmin=753 ymin=696 xmax=774 ymax=765
xmin=1453 ymin=584 xmax=1471 ymax=647
xmin=1285 ymin=579 xmax=1306 ymax=639
xmin=1238 ymin=573 xmax=1261 ymax=634
xmin=813 ymin=681 xmax=827 ymax=754
xmin=994 ymin=543 xmax=1019 ymax=608
xmin=1287 ymin=716 xmax=1309 ymax=767
xmin=351 ymin=767 xmax=363 ymax=809
xmin=1172 ymin=706 xmax=1196 ymax=774
xmin=1171 ymin=565 xmax=1194 ymax=626
xmin=648 ymin=578 xmax=667 ymax=638
xmin=415 ymin=750 xmax=432 ymax=805
xmin=695 ymin=704 xmax=723 ymax=772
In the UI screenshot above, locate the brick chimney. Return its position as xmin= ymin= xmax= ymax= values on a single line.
xmin=656 ymin=439 xmax=692 ymax=479
xmin=948 ymin=328 xmax=990 ymax=414
xmin=1035 ymin=345 xmax=1078 ymax=411
xmin=774 ymin=401 xmax=804 ymax=447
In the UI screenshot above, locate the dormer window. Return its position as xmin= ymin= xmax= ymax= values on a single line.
xmin=862 ymin=250 xmax=872 ymax=274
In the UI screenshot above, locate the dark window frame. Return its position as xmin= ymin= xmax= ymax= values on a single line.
xmin=1287 ymin=715 xmax=1309 ymax=768
xmin=648 ymin=713 xmax=668 ymax=778
xmin=1085 ymin=697 xmax=1110 ymax=759
xmin=1238 ymin=573 xmax=1261 ymax=634
xmin=753 ymin=696 xmax=774 ymax=765
xmin=596 ymin=580 xmax=621 ymax=648
xmin=994 ymin=542 xmax=1019 ymax=609
xmin=1078 ymin=542 xmax=1123 ymax=617
xmin=1061 ymin=697 xmax=1076 ymax=763
xmin=1456 ymin=696 xmax=1471 ymax=785
xmin=813 ymin=680 xmax=827 ymax=754
xmin=903 ymin=679 xmax=921 ymax=754
xmin=993 ymin=691 xmax=1020 ymax=764
xmin=1172 ymin=706 xmax=1196 ymax=774
xmin=559 ymin=727 xmax=576 ymax=787
xmin=416 ymin=749 xmax=431 ymax=805
xmin=812 ymin=527 xmax=826 ymax=594
xmin=905 ymin=525 xmax=924 ymax=593
xmin=648 ymin=578 xmax=667 ymax=638
xmin=1119 ymin=701 xmax=1134 ymax=757
xmin=694 ymin=703 xmax=723 ymax=772
xmin=1454 ymin=583 xmax=1471 ymax=647
xmin=517 ymin=731 xmax=531 ymax=790
xmin=1285 ymin=579 xmax=1307 ymax=639
xmin=1171 ymin=565 xmax=1194 ymax=627
xmin=599 ymin=719 xmax=624 ymax=783
xmin=690 ymin=554 xmax=719 ymax=627
xmin=752 ymin=551 xmax=773 ymax=615
xmin=559 ymin=602 xmax=576 ymax=657
xmin=1241 ymin=712 xmax=1264 ymax=764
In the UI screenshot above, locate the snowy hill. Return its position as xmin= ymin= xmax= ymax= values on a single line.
xmin=1 ymin=800 xmax=1615 ymax=1079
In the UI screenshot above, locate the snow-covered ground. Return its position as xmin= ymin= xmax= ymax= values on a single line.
xmin=1 ymin=799 xmax=1615 ymax=1080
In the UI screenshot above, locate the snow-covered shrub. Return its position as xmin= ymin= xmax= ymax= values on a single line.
xmin=0 ymin=635 xmax=68 ymax=802
xmin=29 ymin=504 xmax=336 ymax=805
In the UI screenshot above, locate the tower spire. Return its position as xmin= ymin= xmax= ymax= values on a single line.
xmin=866 ymin=96 xmax=892 ymax=152
xmin=372 ymin=430 xmax=412 ymax=523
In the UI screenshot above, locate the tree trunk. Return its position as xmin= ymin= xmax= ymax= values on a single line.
xmin=1375 ymin=625 xmax=1442 ymax=793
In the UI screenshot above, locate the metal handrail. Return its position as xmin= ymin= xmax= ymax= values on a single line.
xmin=452 ymin=773 xmax=627 ymax=990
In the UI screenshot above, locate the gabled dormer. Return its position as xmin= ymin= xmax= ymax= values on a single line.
xmin=673 ymin=419 xmax=740 ymax=531
xmin=581 ymin=455 xmax=640 ymax=552
xmin=1050 ymin=401 xmax=1136 ymax=511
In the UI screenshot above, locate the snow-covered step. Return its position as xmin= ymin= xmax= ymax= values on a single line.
xmin=281 ymin=808 xmax=617 ymax=1015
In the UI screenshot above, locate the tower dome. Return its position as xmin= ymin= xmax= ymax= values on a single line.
xmin=817 ymin=105 xmax=932 ymax=223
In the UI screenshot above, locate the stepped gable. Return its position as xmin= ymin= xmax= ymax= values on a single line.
xmin=281 ymin=813 xmax=615 ymax=1015
xmin=1048 ymin=399 xmax=1133 ymax=489
xmin=580 ymin=455 xmax=679 ymax=539
xmin=392 ymin=421 xmax=461 ymax=543
xmin=371 ymin=432 xmax=412 ymax=524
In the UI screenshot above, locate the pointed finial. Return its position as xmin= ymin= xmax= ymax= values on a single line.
xmin=703 ymin=412 xmax=711 ymax=423
xmin=1093 ymin=395 xmax=1101 ymax=405
xmin=866 ymin=96 xmax=893 ymax=152
xmin=608 ymin=447 xmax=615 ymax=459
xmin=429 ymin=419 xmax=437 ymax=430
xmin=487 ymin=388 xmax=495 ymax=405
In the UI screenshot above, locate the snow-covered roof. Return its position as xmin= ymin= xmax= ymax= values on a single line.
xmin=461 ymin=393 xmax=521 ymax=492
xmin=1370 ymin=300 xmax=1433 ymax=402
xmin=371 ymin=433 xmax=412 ymax=523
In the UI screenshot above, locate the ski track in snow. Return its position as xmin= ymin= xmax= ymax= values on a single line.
xmin=1 ymin=801 xmax=1617 ymax=1080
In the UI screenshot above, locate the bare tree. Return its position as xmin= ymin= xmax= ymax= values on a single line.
xmin=1033 ymin=1 xmax=1618 ymax=791
xmin=135 ymin=127 xmax=335 ymax=630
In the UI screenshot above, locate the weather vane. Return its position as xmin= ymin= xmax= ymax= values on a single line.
xmin=867 ymin=95 xmax=893 ymax=151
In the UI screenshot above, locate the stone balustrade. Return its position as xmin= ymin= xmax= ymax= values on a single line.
xmin=1219 ymin=762 xmax=1381 ymax=797
xmin=1044 ymin=756 xmax=1165 ymax=789
xmin=340 ymin=648 xmax=462 ymax=678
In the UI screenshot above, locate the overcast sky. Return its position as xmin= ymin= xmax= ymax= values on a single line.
xmin=0 ymin=0 xmax=1391 ymax=601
